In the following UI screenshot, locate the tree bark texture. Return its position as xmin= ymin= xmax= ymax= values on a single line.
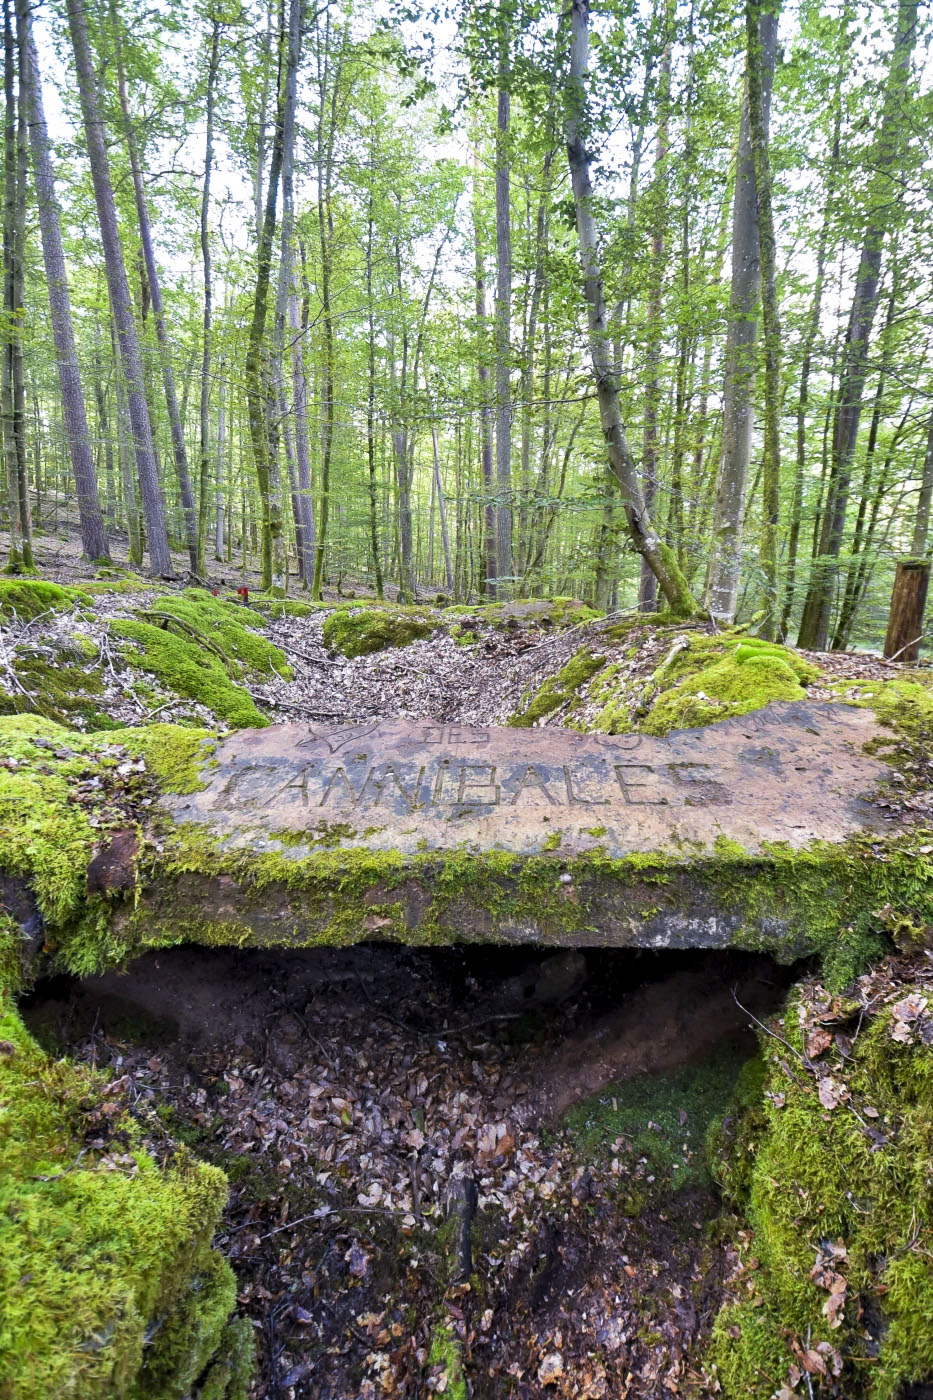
xmin=65 ymin=0 xmax=170 ymax=574
xmin=705 ymin=2 xmax=776 ymax=622
xmin=565 ymin=0 xmax=699 ymax=617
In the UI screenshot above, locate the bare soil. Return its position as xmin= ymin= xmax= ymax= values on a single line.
xmin=23 ymin=944 xmax=794 ymax=1400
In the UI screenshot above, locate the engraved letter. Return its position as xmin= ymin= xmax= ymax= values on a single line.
xmin=319 ymin=766 xmax=367 ymax=808
xmin=457 ymin=764 xmax=499 ymax=804
xmin=508 ymin=765 xmax=559 ymax=805
xmin=614 ymin=764 xmax=665 ymax=804
xmin=564 ymin=765 xmax=609 ymax=806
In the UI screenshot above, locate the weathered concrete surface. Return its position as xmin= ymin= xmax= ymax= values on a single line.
xmin=169 ymin=701 xmax=885 ymax=857
xmin=120 ymin=700 xmax=900 ymax=957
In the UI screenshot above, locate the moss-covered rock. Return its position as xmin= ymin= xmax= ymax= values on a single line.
xmin=0 ymin=991 xmax=243 ymax=1400
xmin=0 ymin=578 xmax=88 ymax=621
xmin=322 ymin=604 xmax=438 ymax=658
xmin=708 ymin=963 xmax=933 ymax=1399
xmin=442 ymin=596 xmax=602 ymax=631
xmin=113 ymin=591 xmax=289 ymax=730
xmin=508 ymin=648 xmax=606 ymax=726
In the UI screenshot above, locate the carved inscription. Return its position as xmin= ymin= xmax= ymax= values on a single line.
xmin=173 ymin=703 xmax=886 ymax=858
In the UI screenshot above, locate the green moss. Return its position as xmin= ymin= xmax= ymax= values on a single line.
xmin=565 ymin=1038 xmax=755 ymax=1193
xmin=0 ymin=578 xmax=88 ymax=621
xmin=709 ymin=976 xmax=933 ymax=1398
xmin=0 ymin=650 xmax=118 ymax=731
xmin=113 ymin=621 xmax=266 ymax=729
xmin=322 ymin=604 xmax=438 ymax=658
xmin=644 ymin=652 xmax=810 ymax=735
xmin=443 ymin=597 xmax=602 ymax=631
xmin=426 ymin=1323 xmax=467 ymax=1400
xmin=509 ymin=648 xmax=606 ymax=726
xmin=113 ymin=725 xmax=216 ymax=795
xmin=0 ymin=995 xmax=240 ymax=1400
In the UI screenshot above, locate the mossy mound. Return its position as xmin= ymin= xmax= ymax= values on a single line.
xmin=581 ymin=632 xmax=821 ymax=736
xmin=322 ymin=604 xmax=438 ymax=658
xmin=0 ymin=636 xmax=119 ymax=732
xmin=708 ymin=962 xmax=933 ymax=1399
xmin=443 ymin=596 xmax=602 ymax=631
xmin=508 ymin=648 xmax=606 ymax=726
xmin=0 ymin=988 xmax=248 ymax=1400
xmin=0 ymin=577 xmax=88 ymax=621
xmin=113 ymin=590 xmax=289 ymax=730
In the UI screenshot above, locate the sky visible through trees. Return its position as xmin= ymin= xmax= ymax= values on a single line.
xmin=4 ymin=0 xmax=933 ymax=644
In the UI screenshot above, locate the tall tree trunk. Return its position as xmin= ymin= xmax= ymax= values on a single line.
xmin=199 ymin=19 xmax=221 ymax=574
xmin=705 ymin=0 xmax=776 ymax=622
xmin=310 ymin=16 xmax=339 ymax=600
xmin=797 ymin=0 xmax=918 ymax=649
xmin=10 ymin=27 xmax=30 ymax=566
xmin=495 ymin=24 xmax=512 ymax=596
xmin=638 ymin=16 xmax=672 ymax=612
xmin=747 ymin=0 xmax=781 ymax=636
xmin=245 ymin=0 xmax=286 ymax=592
xmin=2 ymin=0 xmax=21 ymax=567
xmin=273 ymin=0 xmax=313 ymax=585
xmin=911 ymin=412 xmax=933 ymax=558
xmin=472 ymin=148 xmax=496 ymax=597
xmin=110 ymin=3 xmax=198 ymax=574
xmin=215 ymin=345 xmax=226 ymax=560
xmin=565 ymin=0 xmax=699 ymax=617
xmin=365 ymin=164 xmax=383 ymax=598
xmin=64 ymin=0 xmax=169 ymax=574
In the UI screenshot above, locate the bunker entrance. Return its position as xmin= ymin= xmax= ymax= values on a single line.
xmin=22 ymin=944 xmax=797 ymax=1399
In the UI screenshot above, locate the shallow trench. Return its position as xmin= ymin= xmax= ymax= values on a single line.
xmin=23 ymin=945 xmax=800 ymax=1400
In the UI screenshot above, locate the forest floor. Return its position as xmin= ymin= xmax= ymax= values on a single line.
xmin=8 ymin=512 xmax=933 ymax=1399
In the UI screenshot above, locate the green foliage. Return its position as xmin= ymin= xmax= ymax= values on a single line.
xmin=0 ymin=995 xmax=240 ymax=1400
xmin=322 ymin=604 xmax=438 ymax=657
xmin=111 ymin=590 xmax=291 ymax=729
xmin=509 ymin=648 xmax=606 ymax=726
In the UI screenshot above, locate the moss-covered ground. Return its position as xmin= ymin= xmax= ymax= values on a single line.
xmin=0 ymin=985 xmax=248 ymax=1399
xmin=322 ymin=602 xmax=440 ymax=657
xmin=707 ymin=958 xmax=933 ymax=1399
xmin=112 ymin=589 xmax=290 ymax=729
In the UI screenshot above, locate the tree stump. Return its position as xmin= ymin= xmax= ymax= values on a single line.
xmin=883 ymin=559 xmax=931 ymax=662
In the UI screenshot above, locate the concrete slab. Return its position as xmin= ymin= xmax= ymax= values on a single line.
xmin=168 ymin=701 xmax=886 ymax=859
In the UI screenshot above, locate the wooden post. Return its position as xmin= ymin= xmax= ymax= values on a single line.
xmin=883 ymin=558 xmax=930 ymax=662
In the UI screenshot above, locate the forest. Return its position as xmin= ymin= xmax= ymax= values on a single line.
xmin=1 ymin=0 xmax=930 ymax=645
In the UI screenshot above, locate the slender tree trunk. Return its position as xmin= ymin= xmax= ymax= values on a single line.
xmin=797 ymin=0 xmax=918 ymax=649
xmin=110 ymin=4 xmax=197 ymax=574
xmin=2 ymin=0 xmax=21 ymax=567
xmin=199 ymin=19 xmax=221 ymax=574
xmin=273 ymin=0 xmax=312 ymax=584
xmin=565 ymin=0 xmax=699 ymax=616
xmin=365 ymin=168 xmax=383 ymax=598
xmin=310 ymin=14 xmax=339 ymax=600
xmin=911 ymin=413 xmax=933 ymax=558
xmin=65 ymin=0 xmax=169 ymax=574
xmin=638 ymin=20 xmax=672 ymax=612
xmin=245 ymin=0 xmax=286 ymax=592
xmin=215 ymin=348 xmax=226 ymax=559
xmin=288 ymin=236 xmax=315 ymax=584
xmin=10 ymin=28 xmax=30 ymax=566
xmin=495 ymin=25 xmax=512 ymax=596
xmin=472 ymin=149 xmax=496 ymax=597
xmin=747 ymin=0 xmax=781 ymax=637
xmin=705 ymin=1 xmax=776 ymax=621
